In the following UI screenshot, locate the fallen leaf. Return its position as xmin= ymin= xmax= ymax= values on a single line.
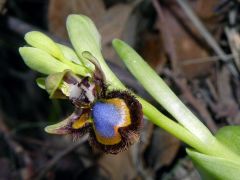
xmin=98 ymin=150 xmax=137 ymax=180
xmin=48 ymin=0 xmax=134 ymax=64
xmin=144 ymin=128 xmax=180 ymax=171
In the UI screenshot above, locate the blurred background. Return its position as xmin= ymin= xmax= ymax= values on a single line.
xmin=1 ymin=0 xmax=240 ymax=179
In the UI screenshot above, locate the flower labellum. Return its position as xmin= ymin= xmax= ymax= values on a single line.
xmin=89 ymin=91 xmax=142 ymax=153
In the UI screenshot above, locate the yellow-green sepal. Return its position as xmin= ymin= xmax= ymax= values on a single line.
xmin=57 ymin=43 xmax=83 ymax=65
xmin=36 ymin=77 xmax=46 ymax=89
xmin=66 ymin=14 xmax=102 ymax=71
xmin=45 ymin=70 xmax=69 ymax=98
xmin=25 ymin=31 xmax=65 ymax=60
xmin=19 ymin=47 xmax=70 ymax=75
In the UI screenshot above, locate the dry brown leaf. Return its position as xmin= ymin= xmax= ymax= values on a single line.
xmin=162 ymin=158 xmax=200 ymax=180
xmin=162 ymin=8 xmax=212 ymax=79
xmin=48 ymin=0 xmax=134 ymax=65
xmin=97 ymin=4 xmax=133 ymax=45
xmin=98 ymin=150 xmax=137 ymax=180
xmin=73 ymin=0 xmax=106 ymax=22
xmin=140 ymin=32 xmax=167 ymax=74
xmin=145 ymin=129 xmax=180 ymax=171
xmin=216 ymin=66 xmax=239 ymax=120
xmin=48 ymin=0 xmax=73 ymax=38
xmin=154 ymin=1 xmax=221 ymax=79
xmin=98 ymin=4 xmax=134 ymax=62
xmin=195 ymin=0 xmax=219 ymax=19
xmin=48 ymin=0 xmax=106 ymax=38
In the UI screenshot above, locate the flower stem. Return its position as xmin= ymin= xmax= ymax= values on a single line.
xmin=141 ymin=98 xmax=240 ymax=161
xmin=140 ymin=98 xmax=206 ymax=152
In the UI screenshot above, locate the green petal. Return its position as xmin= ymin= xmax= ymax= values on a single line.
xmin=45 ymin=70 xmax=82 ymax=99
xmin=36 ymin=77 xmax=46 ymax=89
xmin=25 ymin=31 xmax=64 ymax=60
xmin=66 ymin=14 xmax=101 ymax=70
xmin=66 ymin=14 xmax=124 ymax=89
xmin=45 ymin=70 xmax=68 ymax=98
xmin=57 ymin=43 xmax=83 ymax=65
xmin=19 ymin=47 xmax=70 ymax=74
xmin=44 ymin=118 xmax=70 ymax=134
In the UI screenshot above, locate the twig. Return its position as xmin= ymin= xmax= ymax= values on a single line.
xmin=175 ymin=0 xmax=238 ymax=77
xmin=35 ymin=135 xmax=88 ymax=180
xmin=181 ymin=54 xmax=233 ymax=65
xmin=0 ymin=112 xmax=34 ymax=179
xmin=225 ymin=27 xmax=240 ymax=71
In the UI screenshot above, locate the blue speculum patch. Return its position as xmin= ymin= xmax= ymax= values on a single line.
xmin=92 ymin=102 xmax=123 ymax=138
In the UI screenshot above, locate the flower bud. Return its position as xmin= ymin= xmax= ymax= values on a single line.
xmin=25 ymin=31 xmax=64 ymax=60
xmin=57 ymin=44 xmax=83 ymax=65
xmin=66 ymin=14 xmax=102 ymax=70
xmin=19 ymin=47 xmax=69 ymax=74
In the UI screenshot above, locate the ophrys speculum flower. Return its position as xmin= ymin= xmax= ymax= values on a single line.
xmin=44 ymin=53 xmax=143 ymax=154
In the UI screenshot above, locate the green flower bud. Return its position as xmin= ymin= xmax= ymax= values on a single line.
xmin=57 ymin=44 xmax=83 ymax=65
xmin=45 ymin=70 xmax=68 ymax=98
xmin=19 ymin=47 xmax=70 ymax=74
xmin=25 ymin=31 xmax=64 ymax=60
xmin=66 ymin=14 xmax=102 ymax=70
xmin=22 ymin=31 xmax=90 ymax=76
xmin=44 ymin=117 xmax=70 ymax=134
xmin=36 ymin=77 xmax=46 ymax=89
xmin=67 ymin=14 xmax=124 ymax=89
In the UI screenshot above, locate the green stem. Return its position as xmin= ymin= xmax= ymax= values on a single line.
xmin=142 ymin=97 xmax=240 ymax=162
xmin=96 ymin=54 xmax=126 ymax=89
xmin=140 ymin=99 xmax=206 ymax=152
